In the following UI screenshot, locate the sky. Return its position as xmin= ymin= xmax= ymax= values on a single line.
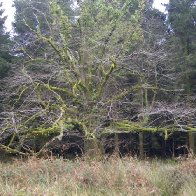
xmin=1 ymin=0 xmax=15 ymax=32
xmin=1 ymin=0 xmax=169 ymax=32
xmin=153 ymin=0 xmax=169 ymax=12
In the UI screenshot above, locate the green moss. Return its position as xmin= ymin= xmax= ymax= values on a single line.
xmin=97 ymin=60 xmax=117 ymax=98
xmin=30 ymin=125 xmax=61 ymax=136
xmin=47 ymin=85 xmax=76 ymax=98
xmin=113 ymin=120 xmax=158 ymax=132
xmin=99 ymin=120 xmax=178 ymax=141
xmin=187 ymin=127 xmax=196 ymax=132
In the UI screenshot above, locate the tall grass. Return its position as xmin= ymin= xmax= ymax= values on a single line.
xmin=0 ymin=156 xmax=196 ymax=195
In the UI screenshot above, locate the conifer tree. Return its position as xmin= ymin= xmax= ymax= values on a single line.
xmin=0 ymin=2 xmax=11 ymax=78
xmin=167 ymin=0 xmax=196 ymax=94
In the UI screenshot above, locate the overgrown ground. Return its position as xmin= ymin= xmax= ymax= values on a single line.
xmin=0 ymin=155 xmax=196 ymax=196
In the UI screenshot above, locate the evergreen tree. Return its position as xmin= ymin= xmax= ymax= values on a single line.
xmin=0 ymin=2 xmax=13 ymax=114
xmin=167 ymin=0 xmax=196 ymax=94
xmin=0 ymin=2 xmax=11 ymax=78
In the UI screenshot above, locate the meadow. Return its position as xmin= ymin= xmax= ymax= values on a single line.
xmin=0 ymin=155 xmax=196 ymax=196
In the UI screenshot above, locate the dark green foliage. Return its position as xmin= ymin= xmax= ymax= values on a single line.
xmin=0 ymin=58 xmax=9 ymax=78
xmin=168 ymin=0 xmax=196 ymax=54
xmin=13 ymin=0 xmax=49 ymax=34
xmin=167 ymin=0 xmax=196 ymax=94
xmin=0 ymin=3 xmax=11 ymax=78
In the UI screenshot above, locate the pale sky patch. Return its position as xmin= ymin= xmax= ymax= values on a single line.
xmin=1 ymin=0 xmax=15 ymax=32
xmin=153 ymin=0 xmax=169 ymax=13
xmin=1 ymin=0 xmax=169 ymax=32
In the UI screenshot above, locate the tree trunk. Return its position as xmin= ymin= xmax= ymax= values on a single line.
xmin=189 ymin=132 xmax=195 ymax=154
xmin=139 ymin=132 xmax=144 ymax=158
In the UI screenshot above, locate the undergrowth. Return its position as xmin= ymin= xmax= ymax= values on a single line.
xmin=0 ymin=156 xmax=196 ymax=195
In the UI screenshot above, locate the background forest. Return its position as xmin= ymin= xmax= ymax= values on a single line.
xmin=0 ymin=0 xmax=196 ymax=158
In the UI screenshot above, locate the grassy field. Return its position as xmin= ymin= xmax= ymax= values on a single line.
xmin=0 ymin=155 xmax=196 ymax=196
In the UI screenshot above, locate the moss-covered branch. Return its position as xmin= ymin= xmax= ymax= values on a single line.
xmin=97 ymin=60 xmax=117 ymax=98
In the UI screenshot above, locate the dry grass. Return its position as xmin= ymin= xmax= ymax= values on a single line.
xmin=0 ymin=156 xmax=196 ymax=196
